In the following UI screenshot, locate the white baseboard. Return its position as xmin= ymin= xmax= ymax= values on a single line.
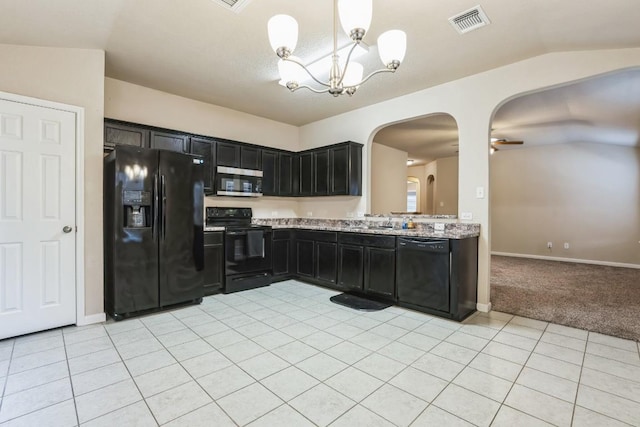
xmin=491 ymin=252 xmax=640 ymax=269
xmin=476 ymin=302 xmax=492 ymax=312
xmin=77 ymin=312 xmax=106 ymax=326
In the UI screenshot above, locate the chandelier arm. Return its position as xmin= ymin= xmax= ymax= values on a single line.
xmin=283 ymin=57 xmax=331 ymax=88
xmin=337 ymin=42 xmax=360 ymax=86
xmin=343 ymin=67 xmax=395 ymax=89
xmin=291 ymin=84 xmax=331 ymax=94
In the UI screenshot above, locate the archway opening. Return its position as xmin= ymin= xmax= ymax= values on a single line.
xmin=489 ymin=68 xmax=640 ymax=339
xmin=370 ymin=113 xmax=459 ymax=216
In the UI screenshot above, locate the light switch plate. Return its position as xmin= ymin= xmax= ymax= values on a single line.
xmin=460 ymin=212 xmax=473 ymax=220
xmin=476 ymin=186 xmax=485 ymax=198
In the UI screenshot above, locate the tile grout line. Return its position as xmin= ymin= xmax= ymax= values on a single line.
xmin=0 ymin=339 xmax=16 ymax=420
xmin=61 ymin=328 xmax=82 ymax=427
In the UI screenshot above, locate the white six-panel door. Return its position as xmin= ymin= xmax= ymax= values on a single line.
xmin=0 ymin=98 xmax=76 ymax=339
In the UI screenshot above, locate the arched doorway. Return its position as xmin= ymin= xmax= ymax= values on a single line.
xmin=370 ymin=114 xmax=459 ymax=216
xmin=489 ymin=68 xmax=640 ymax=339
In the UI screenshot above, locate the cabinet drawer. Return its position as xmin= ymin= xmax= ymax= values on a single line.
xmin=295 ymin=230 xmax=337 ymax=242
xmin=339 ymin=233 xmax=395 ymax=248
xmin=273 ymin=229 xmax=293 ymax=240
xmin=204 ymin=231 xmax=223 ymax=245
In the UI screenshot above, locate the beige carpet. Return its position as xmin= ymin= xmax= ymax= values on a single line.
xmin=491 ymin=255 xmax=640 ymax=341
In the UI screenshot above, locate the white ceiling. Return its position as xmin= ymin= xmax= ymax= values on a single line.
xmin=374 ymin=68 xmax=640 ymax=164
xmin=1 ymin=0 xmax=640 ymax=126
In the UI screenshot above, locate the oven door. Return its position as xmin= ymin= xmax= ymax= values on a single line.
xmin=225 ymin=228 xmax=272 ymax=276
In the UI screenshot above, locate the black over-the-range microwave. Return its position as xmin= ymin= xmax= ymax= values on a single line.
xmin=216 ymin=166 xmax=263 ymax=197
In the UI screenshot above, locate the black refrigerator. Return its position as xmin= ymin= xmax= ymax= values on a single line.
xmin=104 ymin=145 xmax=204 ymax=320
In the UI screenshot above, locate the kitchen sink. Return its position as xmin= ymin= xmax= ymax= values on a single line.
xmin=351 ymin=225 xmax=395 ymax=231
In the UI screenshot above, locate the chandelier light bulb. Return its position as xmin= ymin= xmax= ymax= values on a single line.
xmin=268 ymin=14 xmax=298 ymax=57
xmin=378 ymin=30 xmax=407 ymax=68
xmin=338 ymin=0 xmax=372 ymax=41
xmin=342 ymin=61 xmax=364 ymax=88
xmin=278 ymin=57 xmax=304 ymax=86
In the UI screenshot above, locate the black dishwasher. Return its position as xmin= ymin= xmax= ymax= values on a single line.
xmin=396 ymin=238 xmax=450 ymax=313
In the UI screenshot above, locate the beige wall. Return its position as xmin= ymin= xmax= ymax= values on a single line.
xmin=435 ymin=156 xmax=459 ymax=215
xmin=104 ymin=78 xmax=301 ymax=218
xmin=408 ymin=165 xmax=427 ymax=213
xmin=370 ymin=143 xmax=408 ymax=214
xmin=0 ymin=44 xmax=105 ymax=318
xmin=491 ymin=143 xmax=640 ymax=265
xmin=424 ymin=161 xmax=437 ymax=215
xmin=299 ymin=48 xmax=640 ymax=310
xmin=105 ymin=78 xmax=299 ymax=152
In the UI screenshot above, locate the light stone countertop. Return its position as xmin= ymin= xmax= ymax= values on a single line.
xmin=252 ymin=218 xmax=479 ymax=239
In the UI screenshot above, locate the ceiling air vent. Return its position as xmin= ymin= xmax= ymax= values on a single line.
xmin=448 ymin=5 xmax=491 ymax=34
xmin=210 ymin=0 xmax=252 ymax=13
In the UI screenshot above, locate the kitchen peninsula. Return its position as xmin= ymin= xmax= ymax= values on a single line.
xmin=246 ymin=218 xmax=480 ymax=321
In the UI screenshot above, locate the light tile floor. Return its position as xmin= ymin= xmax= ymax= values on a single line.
xmin=1 ymin=280 xmax=639 ymax=426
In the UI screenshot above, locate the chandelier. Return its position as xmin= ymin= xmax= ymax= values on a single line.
xmin=267 ymin=0 xmax=407 ymax=97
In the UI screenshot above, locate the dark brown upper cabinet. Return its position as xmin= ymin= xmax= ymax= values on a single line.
xmin=150 ymin=130 xmax=190 ymax=153
xmin=104 ymin=121 xmax=149 ymax=150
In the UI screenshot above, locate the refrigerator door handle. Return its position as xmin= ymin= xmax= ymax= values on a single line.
xmin=161 ymin=175 xmax=167 ymax=241
xmin=153 ymin=175 xmax=159 ymax=242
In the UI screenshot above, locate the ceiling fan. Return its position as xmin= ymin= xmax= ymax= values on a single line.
xmin=490 ymin=138 xmax=523 ymax=152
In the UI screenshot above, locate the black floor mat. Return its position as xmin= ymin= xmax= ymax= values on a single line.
xmin=330 ymin=293 xmax=392 ymax=311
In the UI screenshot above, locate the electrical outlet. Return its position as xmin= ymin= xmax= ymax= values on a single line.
xmin=271 ymin=211 xmax=278 ymax=217
xmin=346 ymin=211 xmax=354 ymax=218
xmin=434 ymin=223 xmax=445 ymax=231
xmin=547 ymin=242 xmax=553 ymax=249
xmin=564 ymin=242 xmax=570 ymax=249
xmin=307 ymin=211 xmax=313 ymax=216
xmin=440 ymin=202 xmax=444 ymax=207
xmin=357 ymin=211 xmax=364 ymax=218
xmin=460 ymin=212 xmax=473 ymax=220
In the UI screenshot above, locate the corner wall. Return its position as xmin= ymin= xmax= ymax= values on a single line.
xmin=0 ymin=43 xmax=105 ymax=317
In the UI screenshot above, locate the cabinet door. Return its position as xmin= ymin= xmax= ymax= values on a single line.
xmin=296 ymin=239 xmax=315 ymax=277
xmin=204 ymin=232 xmax=224 ymax=296
xmin=216 ymin=141 xmax=241 ymax=167
xmin=338 ymin=244 xmax=364 ymax=291
xmin=313 ymin=149 xmax=329 ymax=195
xmin=262 ymin=150 xmax=278 ymax=196
xmin=150 ymin=130 xmax=189 ymax=153
xmin=273 ymin=238 xmax=291 ymax=276
xmin=365 ymin=247 xmax=396 ymax=298
xmin=298 ymin=152 xmax=313 ymax=196
xmin=104 ymin=121 xmax=149 ymax=149
xmin=190 ymin=137 xmax=215 ymax=195
xmin=330 ymin=145 xmax=349 ymax=195
xmin=316 ymin=241 xmax=337 ymax=284
xmin=241 ymin=146 xmax=262 ymax=170
xmin=278 ymin=153 xmax=294 ymax=196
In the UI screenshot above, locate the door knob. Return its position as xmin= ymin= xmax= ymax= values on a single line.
xmin=63 ymin=226 xmax=73 ymax=233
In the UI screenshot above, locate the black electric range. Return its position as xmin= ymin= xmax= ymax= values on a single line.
xmin=206 ymin=207 xmax=272 ymax=293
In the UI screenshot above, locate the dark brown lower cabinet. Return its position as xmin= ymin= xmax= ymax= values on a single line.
xmin=272 ymin=229 xmax=294 ymax=279
xmin=292 ymin=230 xmax=338 ymax=287
xmin=337 ymin=233 xmax=396 ymax=299
xmin=364 ymin=246 xmax=396 ymax=298
xmin=338 ymin=244 xmax=364 ymax=291
xmin=203 ymin=232 xmax=224 ymax=295
xmin=315 ymin=241 xmax=337 ymax=285
xmin=295 ymin=239 xmax=315 ymax=278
